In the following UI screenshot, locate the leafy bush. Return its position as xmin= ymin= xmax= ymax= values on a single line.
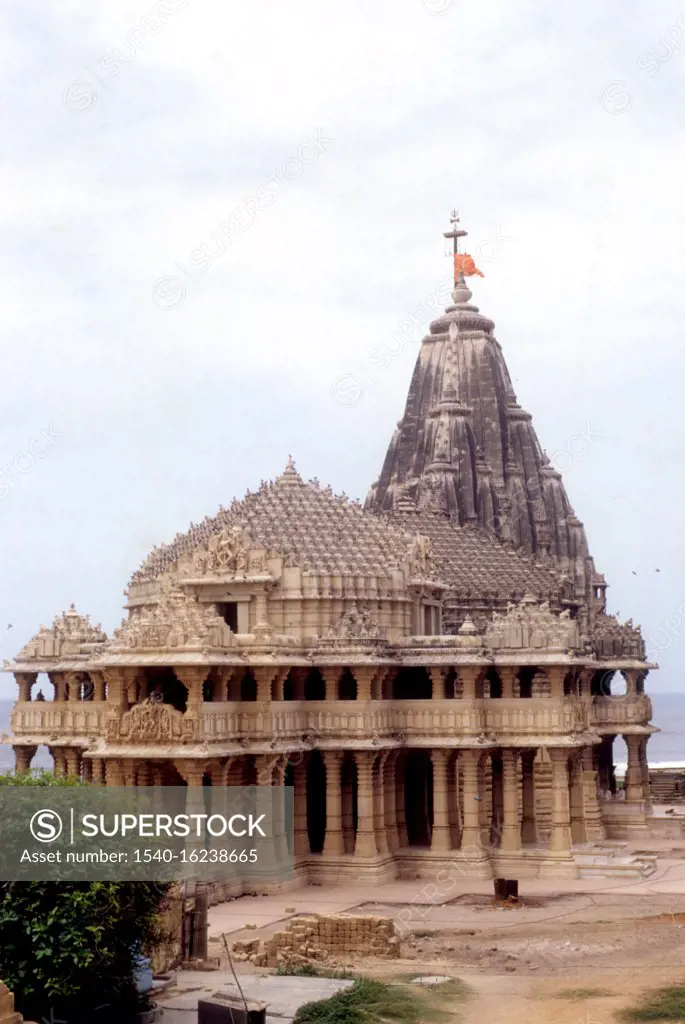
xmin=0 ymin=771 xmax=171 ymax=1023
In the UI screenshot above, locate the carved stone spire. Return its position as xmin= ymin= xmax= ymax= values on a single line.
xmin=365 ymin=212 xmax=599 ymax=605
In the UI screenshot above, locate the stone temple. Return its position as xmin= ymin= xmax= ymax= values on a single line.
xmin=3 ymin=214 xmax=655 ymax=882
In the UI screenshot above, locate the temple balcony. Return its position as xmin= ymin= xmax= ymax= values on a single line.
xmin=8 ymin=700 xmax=108 ymax=744
xmin=588 ymin=694 xmax=653 ymax=731
xmin=4 ymin=693 xmax=653 ymax=751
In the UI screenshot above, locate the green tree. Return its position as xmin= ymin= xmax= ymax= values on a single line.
xmin=0 ymin=770 xmax=171 ymax=1023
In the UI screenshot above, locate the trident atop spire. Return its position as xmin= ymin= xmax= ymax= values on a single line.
xmin=443 ymin=209 xmax=468 ymax=255
xmin=443 ymin=209 xmax=484 ymax=286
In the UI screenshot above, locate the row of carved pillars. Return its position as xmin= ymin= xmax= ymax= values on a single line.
xmin=54 ymin=746 xmax=611 ymax=858
xmin=15 ymin=665 xmax=646 ymax=705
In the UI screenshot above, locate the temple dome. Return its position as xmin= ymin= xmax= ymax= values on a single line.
xmin=130 ymin=458 xmax=437 ymax=586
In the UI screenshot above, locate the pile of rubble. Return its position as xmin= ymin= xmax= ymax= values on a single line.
xmin=232 ymin=914 xmax=400 ymax=968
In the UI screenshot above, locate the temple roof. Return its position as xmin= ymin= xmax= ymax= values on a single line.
xmin=385 ymin=510 xmax=566 ymax=604
xmin=131 ymin=458 xmax=437 ymax=584
xmin=129 ymin=458 xmax=566 ymax=613
xmin=10 ymin=605 xmax=109 ymax=665
xmin=365 ymin=214 xmax=598 ymax=605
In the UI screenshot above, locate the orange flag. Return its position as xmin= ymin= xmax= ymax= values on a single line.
xmin=454 ymin=252 xmax=484 ymax=278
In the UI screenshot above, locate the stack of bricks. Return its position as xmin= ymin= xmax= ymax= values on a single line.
xmin=232 ymin=915 xmax=400 ymax=968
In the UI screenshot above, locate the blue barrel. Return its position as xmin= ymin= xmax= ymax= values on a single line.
xmin=133 ymin=953 xmax=153 ymax=994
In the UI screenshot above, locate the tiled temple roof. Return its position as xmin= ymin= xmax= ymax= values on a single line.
xmin=386 ymin=510 xmax=567 ymax=603
xmin=130 ymin=458 xmax=437 ymax=584
xmin=129 ymin=459 xmax=565 ymax=609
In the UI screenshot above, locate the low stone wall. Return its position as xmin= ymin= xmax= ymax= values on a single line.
xmin=232 ymin=914 xmax=400 ymax=968
xmin=650 ymin=768 xmax=685 ymax=804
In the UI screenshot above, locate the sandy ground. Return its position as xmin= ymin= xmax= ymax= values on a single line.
xmin=158 ymin=857 xmax=685 ymax=1023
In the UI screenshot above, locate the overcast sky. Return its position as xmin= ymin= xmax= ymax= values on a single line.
xmin=1 ymin=0 xmax=684 ymax=698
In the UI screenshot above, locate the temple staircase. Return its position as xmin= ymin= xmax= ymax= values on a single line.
xmin=573 ymin=841 xmax=658 ymax=879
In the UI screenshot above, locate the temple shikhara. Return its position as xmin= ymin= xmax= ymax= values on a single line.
xmin=2 ymin=213 xmax=655 ymax=883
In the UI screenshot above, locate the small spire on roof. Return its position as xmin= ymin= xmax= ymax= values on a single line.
xmin=275 ymin=455 xmax=302 ymax=488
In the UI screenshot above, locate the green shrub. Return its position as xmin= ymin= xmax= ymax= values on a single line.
xmin=295 ymin=978 xmax=422 ymax=1024
xmin=0 ymin=771 xmax=171 ymax=1023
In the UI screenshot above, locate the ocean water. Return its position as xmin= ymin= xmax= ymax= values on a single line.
xmin=0 ymin=694 xmax=683 ymax=772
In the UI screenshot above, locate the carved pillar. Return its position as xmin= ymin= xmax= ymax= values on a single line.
xmin=622 ymin=670 xmax=639 ymax=697
xmin=384 ymin=751 xmax=400 ymax=851
xmin=639 ymin=736 xmax=651 ymax=806
xmin=65 ymin=672 xmax=82 ymax=702
xmin=459 ymin=666 xmax=482 ymax=700
xmin=354 ymin=751 xmax=377 ymax=857
xmin=293 ymin=760 xmax=310 ymax=858
xmin=90 ymin=671 xmax=107 ymax=701
xmin=352 ymin=667 xmax=376 ymax=702
xmin=12 ymin=745 xmax=35 ymax=773
xmin=578 ymin=668 xmax=593 ymax=699
xmin=500 ymin=748 xmax=521 ymax=851
xmin=569 ymin=753 xmax=587 ymax=843
xmin=549 ymin=749 xmax=572 ymax=853
xmin=253 ymin=667 xmax=277 ymax=704
xmin=428 ymin=667 xmax=447 ymax=700
xmin=253 ymin=590 xmax=269 ymax=630
xmin=395 ymin=754 xmax=408 ymax=847
xmin=319 ymin=667 xmax=339 ymax=701
xmin=499 ymin=667 xmax=517 ymax=700
xmin=64 ymin=748 xmax=80 ymax=779
xmin=580 ymin=746 xmax=605 ymax=841
xmin=15 ymin=673 xmax=36 ymax=703
xmin=104 ymin=667 xmax=131 ymax=713
xmin=271 ymin=668 xmax=289 ymax=701
xmin=122 ymin=759 xmax=137 ymax=787
xmin=521 ymin=750 xmax=538 ymax=844
xmin=174 ymin=666 xmax=207 ymax=710
xmin=460 ymin=748 xmax=483 ymax=849
xmin=105 ymin=758 xmax=124 ymax=786
xmin=91 ymin=758 xmax=106 ymax=784
xmin=270 ymin=757 xmax=290 ymax=866
xmin=322 ymin=751 xmax=344 ymax=856
xmin=547 ymin=667 xmax=566 ymax=699
xmin=373 ymin=753 xmax=389 ymax=855
xmin=624 ymin=734 xmax=644 ymax=802
xmin=431 ymin=748 xmax=452 ymax=851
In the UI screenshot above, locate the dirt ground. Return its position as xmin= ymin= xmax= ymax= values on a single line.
xmin=208 ymin=891 xmax=685 ymax=1024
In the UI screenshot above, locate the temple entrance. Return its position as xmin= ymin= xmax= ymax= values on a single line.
xmin=306 ymin=751 xmax=326 ymax=852
xmin=404 ymin=751 xmax=433 ymax=846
